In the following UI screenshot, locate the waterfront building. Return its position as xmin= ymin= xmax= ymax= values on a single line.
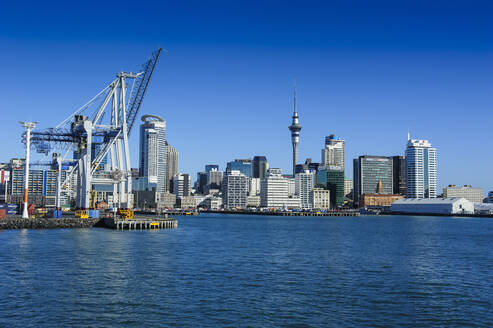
xmin=260 ymin=168 xmax=301 ymax=208
xmin=321 ymin=134 xmax=345 ymax=171
xmin=226 ymin=159 xmax=252 ymax=178
xmin=222 ymin=170 xmax=249 ymax=209
xmin=391 ymin=156 xmax=406 ymax=195
xmin=165 ymin=143 xmax=179 ymax=193
xmin=202 ymin=196 xmax=222 ymax=210
xmin=360 ymin=194 xmax=403 ymax=208
xmin=405 ymin=137 xmax=437 ymax=198
xmin=287 ymin=177 xmax=296 ymax=197
xmin=173 ymin=174 xmax=191 ymax=197
xmin=311 ymin=188 xmax=330 ymax=210
xmin=177 ymin=195 xmax=196 ymax=209
xmin=157 ymin=192 xmax=176 ymax=210
xmin=391 ymin=197 xmax=473 ymax=215
xmin=442 ymin=185 xmax=483 ymax=203
xmin=295 ymin=158 xmax=320 ymax=174
xmin=489 ymin=191 xmax=493 ymax=203
xmin=288 ymin=83 xmax=302 ymax=176
xmin=295 ymin=171 xmax=315 ymax=209
xmin=133 ymin=190 xmax=159 ymax=209
xmin=253 ymin=156 xmax=269 ymax=179
xmin=316 ymin=167 xmax=345 ymax=208
xmin=353 ymin=156 xmax=393 ymax=205
xmin=139 ymin=115 xmax=166 ymax=192
xmin=246 ymin=195 xmax=261 ymax=208
xmin=249 ymin=178 xmax=260 ymax=196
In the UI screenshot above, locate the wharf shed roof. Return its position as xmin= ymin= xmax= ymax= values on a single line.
xmin=392 ymin=198 xmax=469 ymax=205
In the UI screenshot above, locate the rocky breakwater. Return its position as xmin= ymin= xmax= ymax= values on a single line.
xmin=0 ymin=217 xmax=103 ymax=230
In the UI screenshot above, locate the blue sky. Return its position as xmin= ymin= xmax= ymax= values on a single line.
xmin=1 ymin=1 xmax=493 ymax=194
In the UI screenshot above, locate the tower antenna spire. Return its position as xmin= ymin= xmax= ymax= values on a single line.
xmin=294 ymin=78 xmax=297 ymax=114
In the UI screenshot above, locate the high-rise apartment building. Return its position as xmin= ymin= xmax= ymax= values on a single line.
xmin=391 ymin=156 xmax=406 ymax=196
xmin=405 ymin=138 xmax=437 ymax=198
xmin=165 ymin=143 xmax=178 ymax=193
xmin=260 ymin=168 xmax=301 ymax=208
xmin=226 ymin=159 xmax=252 ymax=177
xmin=353 ymin=156 xmax=393 ymax=205
xmin=316 ymin=167 xmax=345 ymax=208
xmin=222 ymin=170 xmax=249 ymax=209
xmin=173 ymin=174 xmax=190 ymax=197
xmin=139 ymin=115 xmax=166 ymax=192
xmin=207 ymin=168 xmax=223 ymax=191
xmin=295 ymin=171 xmax=315 ymax=209
xmin=253 ymin=156 xmax=269 ymax=179
xmin=11 ymin=167 xmax=72 ymax=207
xmin=443 ymin=185 xmax=483 ymax=203
xmin=321 ymin=134 xmax=345 ymax=171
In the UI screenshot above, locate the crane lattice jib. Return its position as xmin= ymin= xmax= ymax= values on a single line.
xmin=126 ymin=48 xmax=162 ymax=136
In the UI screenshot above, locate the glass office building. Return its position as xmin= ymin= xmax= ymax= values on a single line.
xmin=353 ymin=156 xmax=393 ymax=205
xmin=316 ymin=167 xmax=345 ymax=208
xmin=226 ymin=159 xmax=252 ymax=178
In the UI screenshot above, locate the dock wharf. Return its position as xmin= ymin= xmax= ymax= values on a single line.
xmin=104 ymin=216 xmax=178 ymax=230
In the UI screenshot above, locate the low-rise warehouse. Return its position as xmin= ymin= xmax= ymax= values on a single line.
xmin=391 ymin=197 xmax=474 ymax=215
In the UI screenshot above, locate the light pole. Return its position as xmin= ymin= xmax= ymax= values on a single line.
xmin=20 ymin=121 xmax=37 ymax=219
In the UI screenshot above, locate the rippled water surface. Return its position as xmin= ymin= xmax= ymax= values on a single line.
xmin=1 ymin=214 xmax=493 ymax=327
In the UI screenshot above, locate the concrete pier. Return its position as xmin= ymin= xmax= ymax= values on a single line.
xmin=105 ymin=217 xmax=178 ymax=230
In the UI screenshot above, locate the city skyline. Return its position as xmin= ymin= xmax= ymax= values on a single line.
xmin=1 ymin=2 xmax=492 ymax=193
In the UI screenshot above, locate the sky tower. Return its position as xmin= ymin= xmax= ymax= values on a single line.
xmin=288 ymin=81 xmax=302 ymax=176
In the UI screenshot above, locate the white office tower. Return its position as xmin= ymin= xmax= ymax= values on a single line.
xmin=321 ymin=134 xmax=345 ymax=170
xmin=173 ymin=174 xmax=190 ymax=197
xmin=249 ymin=178 xmax=261 ymax=196
xmin=260 ymin=168 xmax=301 ymax=209
xmin=165 ymin=143 xmax=179 ymax=193
xmin=222 ymin=170 xmax=248 ymax=209
xmin=295 ymin=171 xmax=315 ymax=209
xmin=139 ymin=115 xmax=166 ymax=192
xmin=405 ymin=138 xmax=437 ymax=198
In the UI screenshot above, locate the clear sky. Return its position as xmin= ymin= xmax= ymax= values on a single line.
xmin=1 ymin=1 xmax=492 ymax=195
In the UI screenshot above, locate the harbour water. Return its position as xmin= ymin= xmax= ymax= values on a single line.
xmin=1 ymin=214 xmax=492 ymax=327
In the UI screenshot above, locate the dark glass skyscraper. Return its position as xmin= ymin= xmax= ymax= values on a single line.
xmin=253 ymin=156 xmax=269 ymax=179
xmin=391 ymin=156 xmax=406 ymax=196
